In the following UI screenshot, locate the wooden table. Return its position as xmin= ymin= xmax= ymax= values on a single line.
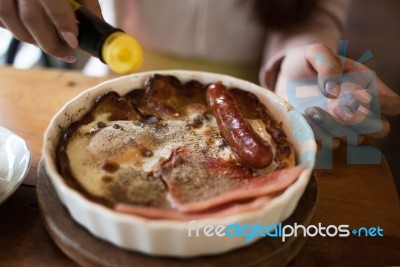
xmin=0 ymin=67 xmax=399 ymax=266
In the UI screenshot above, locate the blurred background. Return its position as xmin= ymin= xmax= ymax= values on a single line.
xmin=0 ymin=0 xmax=399 ymax=193
xmin=343 ymin=0 xmax=400 ymax=194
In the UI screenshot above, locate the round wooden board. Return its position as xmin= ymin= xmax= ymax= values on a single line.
xmin=36 ymin=161 xmax=318 ymax=267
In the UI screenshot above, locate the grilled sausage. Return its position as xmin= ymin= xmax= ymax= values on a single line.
xmin=206 ymin=82 xmax=273 ymax=168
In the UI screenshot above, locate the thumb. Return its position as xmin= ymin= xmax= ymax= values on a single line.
xmin=305 ymin=43 xmax=342 ymax=99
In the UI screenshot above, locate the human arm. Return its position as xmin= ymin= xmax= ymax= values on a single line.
xmin=259 ymin=0 xmax=400 ymax=147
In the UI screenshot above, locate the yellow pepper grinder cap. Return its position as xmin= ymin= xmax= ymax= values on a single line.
xmin=102 ymin=32 xmax=143 ymax=75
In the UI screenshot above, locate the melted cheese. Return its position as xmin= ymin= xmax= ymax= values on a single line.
xmin=66 ymin=114 xmax=285 ymax=201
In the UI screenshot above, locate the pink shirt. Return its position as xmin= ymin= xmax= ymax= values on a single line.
xmin=114 ymin=0 xmax=349 ymax=87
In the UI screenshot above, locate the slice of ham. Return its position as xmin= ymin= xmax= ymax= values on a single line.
xmin=114 ymin=196 xmax=272 ymax=221
xmin=160 ymin=148 xmax=303 ymax=213
xmin=114 ymin=148 xmax=303 ymax=220
xmin=174 ymin=167 xmax=303 ymax=214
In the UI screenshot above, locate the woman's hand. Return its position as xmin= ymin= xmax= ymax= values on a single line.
xmin=274 ymin=43 xmax=400 ymax=149
xmin=0 ymin=0 xmax=102 ymax=62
